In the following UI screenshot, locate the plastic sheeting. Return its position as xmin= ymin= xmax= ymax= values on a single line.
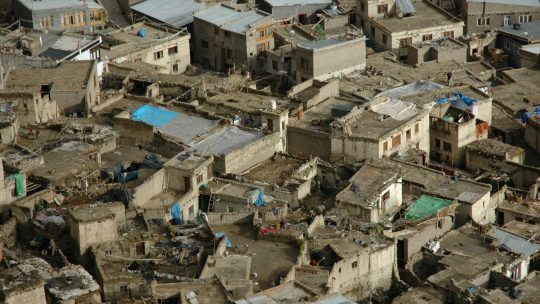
xmin=370 ymin=97 xmax=418 ymax=121
xmin=132 ymin=104 xmax=220 ymax=144
xmin=404 ymin=195 xmax=454 ymax=221
xmin=171 ymin=202 xmax=182 ymax=225
xmin=521 ymin=107 xmax=540 ymax=122
xmin=9 ymin=172 xmax=25 ymax=197
xmin=374 ymin=81 xmax=446 ymax=99
xmin=436 ymin=92 xmax=479 ymax=107
xmin=246 ymin=189 xmax=265 ymax=207
xmin=132 ymin=105 xmax=178 ymax=127
xmin=215 ymin=232 xmax=232 ymax=247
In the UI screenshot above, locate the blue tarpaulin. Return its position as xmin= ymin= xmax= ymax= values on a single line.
xmin=521 ymin=107 xmax=540 ymax=123
xmin=215 ymin=232 xmax=232 ymax=247
xmin=247 ymin=189 xmax=265 ymax=207
xmin=132 ymin=104 xmax=178 ymax=127
xmin=171 ymin=202 xmax=181 ymax=225
xmin=436 ymin=92 xmax=478 ymax=107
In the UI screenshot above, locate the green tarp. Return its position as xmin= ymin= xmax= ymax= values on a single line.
xmin=404 ymin=195 xmax=454 ymax=221
xmin=9 ymin=172 xmax=25 ymax=198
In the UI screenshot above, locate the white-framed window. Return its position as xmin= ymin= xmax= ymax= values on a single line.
xmin=503 ymin=15 xmax=511 ymax=26
xmin=519 ymin=15 xmax=532 ymax=23
xmin=477 ymin=17 xmax=490 ymax=26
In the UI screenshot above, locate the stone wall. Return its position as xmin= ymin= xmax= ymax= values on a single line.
xmin=205 ymin=212 xmax=255 ymax=225
xmin=0 ymin=217 xmax=17 ymax=248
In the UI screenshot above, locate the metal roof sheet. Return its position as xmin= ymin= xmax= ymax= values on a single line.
xmin=397 ymin=0 xmax=416 ymax=14
xmin=494 ymin=228 xmax=540 ymax=258
xmin=194 ymin=5 xmax=271 ymax=34
xmin=264 ymin=0 xmax=332 ymax=7
xmin=467 ymin=0 xmax=540 ymax=7
xmin=131 ymin=0 xmax=205 ymax=27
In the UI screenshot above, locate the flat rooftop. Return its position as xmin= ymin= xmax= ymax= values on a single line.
xmin=17 ymin=0 xmax=103 ymax=11
xmin=68 ymin=205 xmax=115 ymax=223
xmin=466 ymin=139 xmax=524 ymax=158
xmin=337 ymin=163 xmax=399 ymax=207
xmin=372 ymin=0 xmax=463 ymax=33
xmin=101 ymin=22 xmax=188 ymax=60
xmin=291 ymin=97 xmax=362 ymax=132
xmin=428 ymin=226 xmax=514 ymax=288
xmin=211 ymin=224 xmax=298 ymax=291
xmin=204 ymin=92 xmax=289 ymax=115
xmin=6 ymin=60 xmax=94 ymax=92
xmin=241 ymin=156 xmax=304 ymax=185
xmin=346 ymin=110 xmax=423 ymax=140
xmin=182 ymin=126 xmax=264 ymax=156
xmin=393 ymin=286 xmax=446 ymax=304
xmin=130 ymin=104 xmax=220 ymax=145
xmin=498 ymin=20 xmax=540 ymax=43
xmin=164 ymin=153 xmax=213 ymax=171
xmin=371 ymin=159 xmax=491 ymax=203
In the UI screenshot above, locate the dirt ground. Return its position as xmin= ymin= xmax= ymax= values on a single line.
xmin=211 ymin=224 xmax=298 ymax=291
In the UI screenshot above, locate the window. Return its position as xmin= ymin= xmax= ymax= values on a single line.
xmin=399 ymin=37 xmax=412 ymax=48
xmin=406 ymin=129 xmax=411 ymax=140
xmin=225 ymin=31 xmax=231 ymax=37
xmin=360 ymin=3 xmax=365 ymax=11
xmin=382 ymin=191 xmax=390 ymax=202
xmin=339 ymin=267 xmax=342 ymax=273
xmin=503 ymin=15 xmax=511 ymax=27
xmin=392 ymin=135 xmax=401 ymax=148
xmin=40 ymin=16 xmax=53 ymax=29
xmin=300 ymin=57 xmax=309 ymax=70
xmin=415 ymin=123 xmax=419 ymax=133
xmin=201 ymin=40 xmax=209 ymax=48
xmin=256 ymin=28 xmax=273 ymax=39
xmin=443 ymin=141 xmax=452 ymax=152
xmin=256 ymin=42 xmax=270 ymax=54
xmin=435 ymin=138 xmax=441 ymax=148
xmin=172 ymin=64 xmax=178 ymax=72
xmin=370 ymin=26 xmax=375 ymax=37
xmin=382 ymin=34 xmax=388 ymax=44
xmin=519 ymin=15 xmax=532 ymax=23
xmin=504 ymin=41 xmax=510 ymax=49
xmin=477 ymin=17 xmax=490 ymax=26
xmin=272 ymin=60 xmax=278 ymax=71
xmin=227 ymin=206 xmax=234 ymax=212
xmin=168 ymin=46 xmax=178 ymax=55
xmin=154 ymin=50 xmax=163 ymax=60
xmin=90 ymin=9 xmax=102 ymax=22
xmin=197 ymin=174 xmax=203 ymax=184
xmin=352 ymin=261 xmax=358 ymax=268
xmin=422 ymin=34 xmax=433 ymax=41
xmin=214 ymin=27 xmax=219 ymax=35
xmin=377 ymin=4 xmax=388 ymax=14
xmin=226 ymin=49 xmax=233 ymax=59
xmin=443 ymin=31 xmax=454 ymax=38
xmin=383 ymin=141 xmax=388 ymax=152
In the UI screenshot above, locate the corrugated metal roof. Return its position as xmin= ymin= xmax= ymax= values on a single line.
xmin=131 ymin=0 xmax=205 ymax=27
xmin=494 ymin=228 xmax=540 ymax=258
xmin=265 ymin=0 xmax=332 ymax=7
xmin=467 ymin=0 xmax=540 ymax=7
xmin=194 ymin=5 xmax=271 ymax=35
xmin=397 ymin=0 xmax=416 ymax=14
xmin=313 ymin=295 xmax=358 ymax=304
